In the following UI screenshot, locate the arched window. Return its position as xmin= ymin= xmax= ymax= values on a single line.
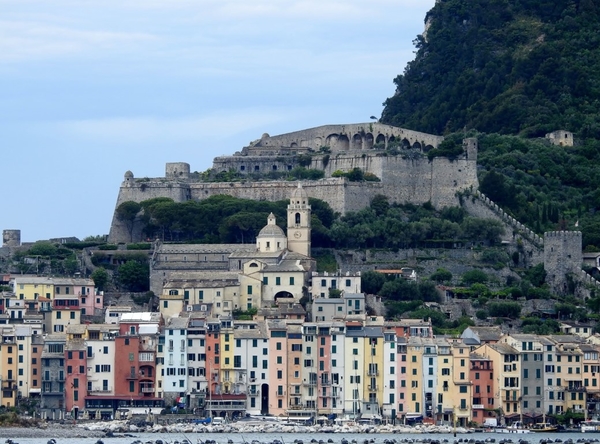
xmin=295 ymin=213 xmax=301 ymax=224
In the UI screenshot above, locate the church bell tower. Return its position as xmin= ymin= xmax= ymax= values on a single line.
xmin=287 ymin=183 xmax=311 ymax=257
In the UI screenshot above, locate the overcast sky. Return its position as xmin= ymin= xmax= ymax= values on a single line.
xmin=1 ymin=0 xmax=436 ymax=243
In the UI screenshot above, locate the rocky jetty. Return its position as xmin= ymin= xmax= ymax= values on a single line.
xmin=80 ymin=420 xmax=470 ymax=435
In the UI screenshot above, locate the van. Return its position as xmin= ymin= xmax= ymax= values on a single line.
xmin=212 ymin=417 xmax=225 ymax=425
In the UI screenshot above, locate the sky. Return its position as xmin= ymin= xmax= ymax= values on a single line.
xmin=0 ymin=0 xmax=436 ymax=243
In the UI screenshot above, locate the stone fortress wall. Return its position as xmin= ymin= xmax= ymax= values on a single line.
xmin=108 ymin=123 xmax=477 ymax=243
xmin=106 ymin=120 xmax=599 ymax=299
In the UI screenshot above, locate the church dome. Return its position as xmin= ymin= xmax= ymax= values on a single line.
xmin=257 ymin=213 xmax=285 ymax=238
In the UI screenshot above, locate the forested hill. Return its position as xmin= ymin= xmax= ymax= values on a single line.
xmin=381 ymin=0 xmax=600 ymax=138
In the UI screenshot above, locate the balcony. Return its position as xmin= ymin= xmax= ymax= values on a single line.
xmin=126 ymin=373 xmax=139 ymax=380
xmin=567 ymin=386 xmax=587 ymax=393
xmin=141 ymin=386 xmax=155 ymax=393
xmin=89 ymin=387 xmax=112 ymax=393
xmin=472 ymin=404 xmax=485 ymax=409
xmin=368 ymin=371 xmax=379 ymax=376
xmin=368 ymin=385 xmax=379 ymax=391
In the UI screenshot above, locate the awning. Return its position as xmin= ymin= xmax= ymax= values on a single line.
xmin=29 ymin=388 xmax=41 ymax=394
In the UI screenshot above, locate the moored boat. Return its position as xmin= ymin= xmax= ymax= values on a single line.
xmin=582 ymin=419 xmax=600 ymax=433
xmin=495 ymin=421 xmax=533 ymax=434
xmin=531 ymin=422 xmax=558 ymax=432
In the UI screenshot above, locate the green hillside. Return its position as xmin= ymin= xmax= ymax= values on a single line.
xmin=381 ymin=0 xmax=600 ymax=138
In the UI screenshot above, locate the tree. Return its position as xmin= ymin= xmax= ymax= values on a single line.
xmin=462 ymin=269 xmax=488 ymax=285
xmin=116 ymin=201 xmax=142 ymax=242
xmin=63 ymin=255 xmax=79 ymax=276
xmin=488 ymin=301 xmax=521 ymax=319
xmin=117 ymin=261 xmax=149 ymax=292
xmin=361 ymin=271 xmax=387 ymax=295
xmin=28 ymin=241 xmax=58 ymax=257
xmin=91 ymin=267 xmax=109 ymax=291
xmin=430 ymin=268 xmax=453 ymax=284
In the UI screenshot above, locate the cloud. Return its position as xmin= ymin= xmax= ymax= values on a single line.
xmin=55 ymin=109 xmax=294 ymax=145
xmin=0 ymin=20 xmax=156 ymax=63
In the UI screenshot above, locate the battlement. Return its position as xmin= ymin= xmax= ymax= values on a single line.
xmin=544 ymin=231 xmax=582 ymax=239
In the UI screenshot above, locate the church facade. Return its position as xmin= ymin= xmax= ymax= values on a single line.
xmin=156 ymin=185 xmax=315 ymax=318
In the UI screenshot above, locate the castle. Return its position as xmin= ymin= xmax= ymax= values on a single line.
xmin=108 ymin=122 xmax=479 ymax=243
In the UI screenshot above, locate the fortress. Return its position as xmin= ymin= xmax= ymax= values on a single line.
xmin=108 ymin=123 xmax=479 ymax=243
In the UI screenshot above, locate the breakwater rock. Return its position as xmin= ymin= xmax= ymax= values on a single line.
xmin=80 ymin=420 xmax=471 ymax=435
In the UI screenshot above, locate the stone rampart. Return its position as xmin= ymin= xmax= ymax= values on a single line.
xmin=249 ymin=122 xmax=444 ymax=153
xmin=107 ymin=123 xmax=476 ymax=242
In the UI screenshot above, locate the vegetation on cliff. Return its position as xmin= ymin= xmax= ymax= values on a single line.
xmin=125 ymin=194 xmax=504 ymax=248
xmin=381 ymin=0 xmax=600 ymax=138
xmin=474 ymin=133 xmax=600 ymax=249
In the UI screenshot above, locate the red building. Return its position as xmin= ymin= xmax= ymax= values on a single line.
xmin=470 ymin=352 xmax=496 ymax=425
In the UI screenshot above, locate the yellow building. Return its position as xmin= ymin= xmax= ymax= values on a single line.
xmin=406 ymin=337 xmax=424 ymax=416
xmin=450 ymin=339 xmax=472 ymax=426
xmin=13 ymin=276 xmax=55 ymax=301
xmin=435 ymin=339 xmax=454 ymax=424
xmin=555 ymin=340 xmax=584 ymax=414
xmin=475 ymin=342 xmax=521 ymax=422
xmin=219 ymin=318 xmax=236 ymax=396
xmin=363 ymin=323 xmax=384 ymax=417
xmin=582 ymin=344 xmax=600 ymax=417
xmin=0 ymin=327 xmax=18 ymax=407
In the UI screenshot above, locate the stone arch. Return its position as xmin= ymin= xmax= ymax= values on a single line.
xmin=335 ymin=135 xmax=350 ymax=150
xmin=351 ymin=134 xmax=363 ymax=150
xmin=375 ymin=134 xmax=386 ymax=147
xmin=388 ymin=136 xmax=397 ymax=147
xmin=365 ymin=133 xmax=374 ymax=149
xmin=274 ymin=291 xmax=294 ymax=300
xmin=413 ymin=141 xmax=422 ymax=150
xmin=326 ymin=134 xmax=339 ymax=149
xmin=402 ymin=138 xmax=411 ymax=149
xmin=424 ymin=144 xmax=434 ymax=152
xmin=290 ymin=142 xmax=298 ymax=148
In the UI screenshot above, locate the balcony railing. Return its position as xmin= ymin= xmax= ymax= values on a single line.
xmin=472 ymin=404 xmax=485 ymax=409
xmin=141 ymin=387 xmax=155 ymax=393
xmin=368 ymin=371 xmax=379 ymax=376
xmin=368 ymin=385 xmax=379 ymax=391
xmin=89 ymin=387 xmax=112 ymax=393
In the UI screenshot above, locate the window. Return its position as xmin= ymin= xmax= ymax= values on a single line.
xmin=289 ymin=277 xmax=295 ymax=285
xmin=247 ymin=285 xmax=252 ymax=295
xmin=276 ymin=277 xmax=281 ymax=285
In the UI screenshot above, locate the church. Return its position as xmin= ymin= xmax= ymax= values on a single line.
xmin=155 ymin=184 xmax=315 ymax=318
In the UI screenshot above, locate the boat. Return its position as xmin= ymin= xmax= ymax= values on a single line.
xmin=582 ymin=419 xmax=600 ymax=433
xmin=531 ymin=422 xmax=558 ymax=432
xmin=495 ymin=421 xmax=533 ymax=434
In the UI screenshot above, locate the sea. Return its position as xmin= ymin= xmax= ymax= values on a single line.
xmin=1 ymin=431 xmax=595 ymax=444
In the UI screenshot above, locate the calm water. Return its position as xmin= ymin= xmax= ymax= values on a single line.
xmin=1 ymin=431 xmax=595 ymax=444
